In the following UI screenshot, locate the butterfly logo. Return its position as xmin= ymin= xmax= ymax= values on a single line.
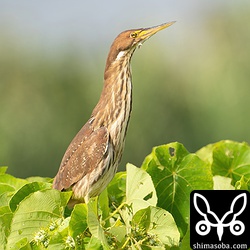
xmin=193 ymin=193 xmax=247 ymax=241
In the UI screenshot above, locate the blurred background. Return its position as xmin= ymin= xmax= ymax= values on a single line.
xmin=0 ymin=1 xmax=250 ymax=178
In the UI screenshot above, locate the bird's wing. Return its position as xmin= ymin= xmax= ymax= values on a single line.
xmin=53 ymin=122 xmax=109 ymax=190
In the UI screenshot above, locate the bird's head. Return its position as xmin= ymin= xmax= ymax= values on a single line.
xmin=105 ymin=21 xmax=175 ymax=72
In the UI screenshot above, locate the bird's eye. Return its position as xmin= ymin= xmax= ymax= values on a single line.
xmin=130 ymin=32 xmax=137 ymax=38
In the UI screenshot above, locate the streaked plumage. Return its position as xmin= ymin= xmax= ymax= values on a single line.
xmin=53 ymin=22 xmax=175 ymax=203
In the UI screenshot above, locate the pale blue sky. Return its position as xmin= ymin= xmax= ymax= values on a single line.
xmin=1 ymin=0 xmax=248 ymax=53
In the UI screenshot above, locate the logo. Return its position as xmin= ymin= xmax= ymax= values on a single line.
xmin=190 ymin=190 xmax=250 ymax=249
xmin=194 ymin=192 xmax=246 ymax=241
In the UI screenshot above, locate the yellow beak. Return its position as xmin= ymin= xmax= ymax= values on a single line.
xmin=138 ymin=21 xmax=176 ymax=41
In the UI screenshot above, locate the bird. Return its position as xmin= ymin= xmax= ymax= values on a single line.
xmin=53 ymin=21 xmax=175 ymax=204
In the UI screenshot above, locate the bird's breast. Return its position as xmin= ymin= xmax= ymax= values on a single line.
xmin=108 ymin=64 xmax=132 ymax=155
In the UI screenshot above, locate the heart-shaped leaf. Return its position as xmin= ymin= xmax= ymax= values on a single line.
xmin=142 ymin=142 xmax=213 ymax=236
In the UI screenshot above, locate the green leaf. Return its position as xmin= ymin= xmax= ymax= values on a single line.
xmin=142 ymin=142 xmax=213 ymax=236
xmin=26 ymin=176 xmax=52 ymax=183
xmin=2 ymin=140 xmax=249 ymax=248
xmin=0 ymin=206 xmax=13 ymax=248
xmin=196 ymin=143 xmax=214 ymax=165
xmin=213 ymin=176 xmax=234 ymax=190
xmin=86 ymin=236 xmax=103 ymax=250
xmin=197 ymin=140 xmax=250 ymax=191
xmin=9 ymin=181 xmax=52 ymax=212
xmin=235 ymin=176 xmax=249 ymax=191
xmin=11 ymin=237 xmax=32 ymax=250
xmin=0 ymin=173 xmax=28 ymax=191
xmin=179 ymin=227 xmax=190 ymax=250
xmin=132 ymin=206 xmax=180 ymax=247
xmin=69 ymin=203 xmax=88 ymax=238
xmin=0 ymin=166 xmax=8 ymax=175
xmin=87 ymin=197 xmax=108 ymax=249
xmin=6 ymin=189 xmax=71 ymax=249
xmin=45 ymin=217 xmax=71 ymax=249
xmin=211 ymin=141 xmax=250 ymax=186
xmin=126 ymin=164 xmax=157 ymax=214
xmin=0 ymin=169 xmax=29 ymax=207
xmin=0 ymin=185 xmax=15 ymax=207
xmin=99 ymin=188 xmax=110 ymax=228
xmin=107 ymin=171 xmax=126 ymax=206
xmin=108 ymin=225 xmax=127 ymax=246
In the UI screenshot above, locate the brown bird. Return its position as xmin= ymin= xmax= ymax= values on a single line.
xmin=53 ymin=22 xmax=175 ymax=203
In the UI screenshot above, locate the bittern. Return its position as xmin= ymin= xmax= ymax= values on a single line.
xmin=53 ymin=22 xmax=175 ymax=203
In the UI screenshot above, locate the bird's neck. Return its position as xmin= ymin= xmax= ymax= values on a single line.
xmin=91 ymin=53 xmax=133 ymax=146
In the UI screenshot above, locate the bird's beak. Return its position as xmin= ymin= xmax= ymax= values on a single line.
xmin=138 ymin=21 xmax=176 ymax=42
